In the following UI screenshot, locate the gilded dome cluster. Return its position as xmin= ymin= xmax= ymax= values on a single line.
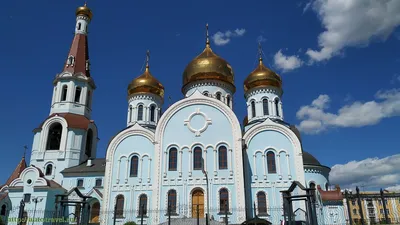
xmin=127 ymin=25 xmax=282 ymax=98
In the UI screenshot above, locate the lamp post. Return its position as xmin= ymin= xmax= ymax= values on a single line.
xmin=202 ymin=159 xmax=210 ymax=225
xmin=31 ymin=197 xmax=43 ymax=225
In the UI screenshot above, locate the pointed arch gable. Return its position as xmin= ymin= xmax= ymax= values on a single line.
xmin=243 ymin=118 xmax=305 ymax=185
xmin=102 ymin=123 xmax=155 ymax=224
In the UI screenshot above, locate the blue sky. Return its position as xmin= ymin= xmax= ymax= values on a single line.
xmin=1 ymin=0 xmax=399 ymax=191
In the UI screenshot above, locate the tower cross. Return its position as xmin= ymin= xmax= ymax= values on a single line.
xmin=23 ymin=145 xmax=28 ymax=158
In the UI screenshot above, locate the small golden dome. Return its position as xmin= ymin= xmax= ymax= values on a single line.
xmin=76 ymin=2 xmax=93 ymax=20
xmin=182 ymin=24 xmax=235 ymax=92
xmin=127 ymin=51 xmax=164 ymax=98
xmin=243 ymin=45 xmax=282 ymax=93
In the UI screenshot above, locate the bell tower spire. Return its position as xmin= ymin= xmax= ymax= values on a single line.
xmin=50 ymin=3 xmax=95 ymax=118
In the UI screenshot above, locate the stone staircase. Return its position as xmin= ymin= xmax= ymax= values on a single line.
xmin=159 ymin=218 xmax=226 ymax=225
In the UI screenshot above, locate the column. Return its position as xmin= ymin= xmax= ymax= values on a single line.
xmin=133 ymin=107 xmax=137 ymax=122
xmin=144 ymin=106 xmax=148 ymax=122
xmin=229 ymin=148 xmax=233 ymax=176
xmin=276 ymin=154 xmax=282 ymax=180
xmin=213 ymin=149 xmax=218 ymax=176
xmin=189 ymin=150 xmax=192 ymax=177
xmin=262 ymin=154 xmax=267 ymax=180
xmin=179 ymin=150 xmax=183 ymax=177
xmin=148 ymin=158 xmax=152 ymax=183
xmin=279 ymin=102 xmax=284 ymax=119
xmin=204 ymin=149 xmax=208 ymax=173
xmin=246 ymin=103 xmax=252 ymax=120
xmin=116 ymin=159 xmax=121 ymax=184
xmin=286 ymin=154 xmax=292 ymax=179
xmin=269 ymin=100 xmax=273 ymax=116
xmin=253 ymin=154 xmax=257 ymax=180
xmin=139 ymin=158 xmax=143 ymax=183
xmin=163 ymin=151 xmax=167 ymax=177
xmin=125 ymin=158 xmax=130 ymax=183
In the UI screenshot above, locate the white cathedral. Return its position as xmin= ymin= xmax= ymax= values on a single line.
xmin=0 ymin=3 xmax=346 ymax=225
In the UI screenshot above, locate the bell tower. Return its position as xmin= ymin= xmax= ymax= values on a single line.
xmin=29 ymin=3 xmax=98 ymax=185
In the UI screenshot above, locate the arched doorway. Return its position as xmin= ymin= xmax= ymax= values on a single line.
xmin=90 ymin=202 xmax=100 ymax=223
xmin=192 ymin=189 xmax=204 ymax=218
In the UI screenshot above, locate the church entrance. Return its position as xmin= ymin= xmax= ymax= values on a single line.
xmin=192 ymin=189 xmax=204 ymax=218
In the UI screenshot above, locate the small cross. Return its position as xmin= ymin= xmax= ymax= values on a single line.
xmin=23 ymin=145 xmax=28 ymax=158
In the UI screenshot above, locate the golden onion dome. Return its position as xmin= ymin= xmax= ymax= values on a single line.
xmin=127 ymin=51 xmax=164 ymax=98
xmin=182 ymin=24 xmax=235 ymax=92
xmin=76 ymin=2 xmax=93 ymax=20
xmin=243 ymin=44 xmax=282 ymax=93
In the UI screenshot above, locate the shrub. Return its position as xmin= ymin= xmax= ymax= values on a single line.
xmin=124 ymin=222 xmax=137 ymax=225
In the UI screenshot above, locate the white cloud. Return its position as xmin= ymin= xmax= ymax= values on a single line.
xmin=386 ymin=184 xmax=400 ymax=191
xmin=305 ymin=0 xmax=400 ymax=62
xmin=296 ymin=89 xmax=400 ymax=134
xmin=273 ymin=50 xmax=303 ymax=72
xmin=391 ymin=73 xmax=400 ymax=84
xmin=257 ymin=35 xmax=267 ymax=43
xmin=329 ymin=154 xmax=400 ymax=190
xmin=212 ymin=28 xmax=246 ymax=46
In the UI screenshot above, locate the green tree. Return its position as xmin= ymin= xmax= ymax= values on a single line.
xmin=123 ymin=222 xmax=137 ymax=225
xmin=0 ymin=216 xmax=5 ymax=225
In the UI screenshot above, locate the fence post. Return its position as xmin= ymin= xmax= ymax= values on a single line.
xmin=168 ymin=204 xmax=171 ymax=225
xmin=197 ymin=204 xmax=199 ymax=225
xmin=113 ymin=203 xmax=117 ymax=225
xmin=225 ymin=203 xmax=228 ymax=225
xmin=140 ymin=204 xmax=144 ymax=225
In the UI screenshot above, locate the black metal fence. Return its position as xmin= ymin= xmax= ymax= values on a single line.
xmin=2 ymin=204 xmax=400 ymax=225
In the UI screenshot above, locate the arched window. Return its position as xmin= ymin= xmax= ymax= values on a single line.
xmin=85 ymin=129 xmax=93 ymax=158
xmin=137 ymin=105 xmax=143 ymax=121
xmin=267 ymin=152 xmax=276 ymax=173
xmin=115 ymin=195 xmax=124 ymax=218
xmin=47 ymin=123 xmax=62 ymax=150
xmin=139 ymin=194 xmax=148 ymax=216
xmin=219 ymin=188 xmax=229 ymax=213
xmin=61 ymin=85 xmax=68 ymax=101
xmin=129 ymin=106 xmax=132 ymax=123
xmin=203 ymin=91 xmax=209 ymax=97
xmin=168 ymin=148 xmax=178 ymax=171
xmin=130 ymin=156 xmax=139 ymax=177
xmin=353 ymin=209 xmax=357 ymax=215
xmin=227 ymin=96 xmax=231 ymax=107
xmin=275 ymin=98 xmax=280 ymax=117
xmin=218 ymin=146 xmax=227 ymax=170
xmin=150 ymin=105 xmax=156 ymax=122
xmin=74 ymin=87 xmax=82 ymax=103
xmin=251 ymin=101 xmax=256 ymax=118
xmin=90 ymin=202 xmax=100 ymax=223
xmin=193 ymin=147 xmax=202 ymax=170
xmin=45 ymin=164 xmax=53 ymax=176
xmin=257 ymin=192 xmax=267 ymax=214
xmin=1 ymin=204 xmax=6 ymax=216
xmin=263 ymin=99 xmax=269 ymax=115
xmin=77 ymin=22 xmax=82 ymax=30
xmin=216 ymin=92 xmax=221 ymax=100
xmin=86 ymin=90 xmax=91 ymax=107
xmin=167 ymin=190 xmax=177 ymax=214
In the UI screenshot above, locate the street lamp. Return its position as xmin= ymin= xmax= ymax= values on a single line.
xmin=202 ymin=158 xmax=210 ymax=225
xmin=31 ymin=197 xmax=43 ymax=225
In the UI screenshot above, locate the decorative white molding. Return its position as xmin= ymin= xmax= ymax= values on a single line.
xmin=184 ymin=108 xmax=212 ymax=137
